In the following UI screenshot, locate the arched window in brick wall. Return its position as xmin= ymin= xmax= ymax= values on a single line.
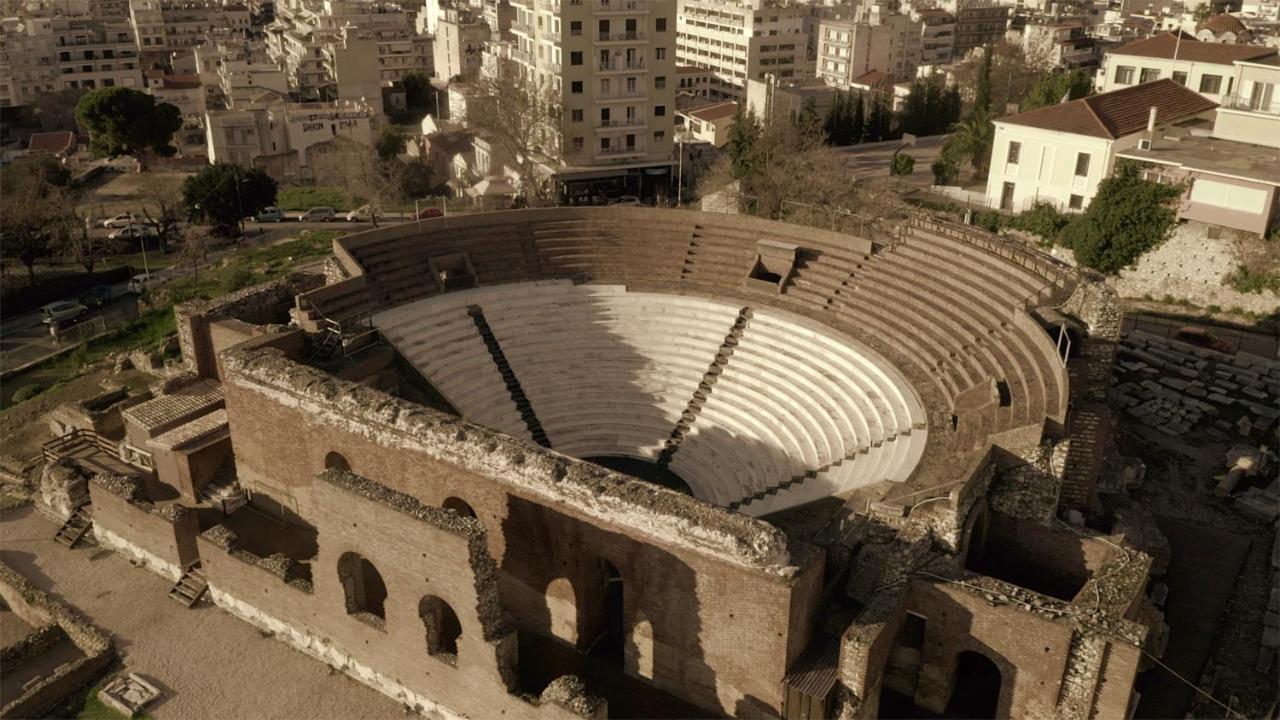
xmin=324 ymin=451 xmax=351 ymax=472
xmin=442 ymin=496 xmax=476 ymax=519
xmin=545 ymin=577 xmax=578 ymax=645
xmin=337 ymin=552 xmax=388 ymax=630
xmin=419 ymin=595 xmax=462 ymax=666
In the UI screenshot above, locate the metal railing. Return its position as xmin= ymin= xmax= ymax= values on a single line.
xmin=1218 ymin=92 xmax=1279 ymax=116
xmin=597 ymin=30 xmax=645 ymax=41
xmin=595 ymin=0 xmax=647 ymax=9
xmin=598 ymin=58 xmax=645 ymax=71
xmin=597 ymin=117 xmax=646 ymax=128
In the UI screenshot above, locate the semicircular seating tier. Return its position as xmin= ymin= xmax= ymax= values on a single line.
xmin=304 ymin=208 xmax=1076 ymax=515
xmin=374 ymin=283 xmax=929 ymax=515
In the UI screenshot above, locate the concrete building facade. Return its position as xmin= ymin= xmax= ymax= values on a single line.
xmin=816 ymin=11 xmax=923 ymax=88
xmin=0 ymin=15 xmax=143 ymax=106
xmin=675 ymin=0 xmax=812 ymax=101
xmin=1096 ymin=32 xmax=1278 ymax=104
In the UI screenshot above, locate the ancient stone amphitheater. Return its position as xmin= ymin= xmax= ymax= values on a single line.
xmin=301 ymin=208 xmax=1075 ymax=517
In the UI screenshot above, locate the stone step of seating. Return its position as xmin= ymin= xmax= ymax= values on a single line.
xmin=905 ymin=226 xmax=1050 ymax=300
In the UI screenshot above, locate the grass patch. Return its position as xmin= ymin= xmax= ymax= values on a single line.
xmin=48 ymin=681 xmax=152 ymax=720
xmin=276 ymin=186 xmax=354 ymax=211
xmin=1224 ymin=264 xmax=1280 ymax=295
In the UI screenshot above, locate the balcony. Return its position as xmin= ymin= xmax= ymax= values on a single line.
xmin=595 ymin=87 xmax=646 ymax=101
xmin=596 ymin=30 xmax=646 ymax=43
xmin=596 ymin=143 xmax=645 ymax=158
xmin=595 ymin=0 xmax=648 ymax=13
xmin=598 ymin=58 xmax=645 ymax=72
xmin=512 ymin=20 xmax=533 ymax=35
xmin=1220 ymin=91 xmax=1279 ymax=116
xmin=597 ymin=116 xmax=646 ymax=128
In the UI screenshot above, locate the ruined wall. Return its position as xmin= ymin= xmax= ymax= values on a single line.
xmin=0 ymin=562 xmax=113 ymax=720
xmin=220 ymin=347 xmax=822 ymax=717
xmin=88 ymin=475 xmax=199 ymax=581
xmin=196 ymin=470 xmax=600 ymax=720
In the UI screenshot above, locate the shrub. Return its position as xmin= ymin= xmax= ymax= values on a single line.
xmin=1012 ymin=202 xmax=1069 ymax=244
xmin=890 ymin=153 xmax=915 ymax=176
xmin=931 ymin=157 xmax=959 ymax=185
xmin=222 ymin=267 xmax=257 ymax=294
xmin=1060 ymin=162 xmax=1182 ymax=274
xmin=12 ymin=385 xmax=43 ymax=403
xmin=972 ymin=210 xmax=1005 ymax=233
xmin=1223 ymin=264 xmax=1280 ymax=295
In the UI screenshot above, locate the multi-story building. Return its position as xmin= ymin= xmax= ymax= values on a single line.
xmin=675 ymin=98 xmax=734 ymax=145
xmin=675 ymin=0 xmax=811 ymax=101
xmin=1020 ymin=17 xmax=1097 ymax=71
xmin=323 ymin=25 xmax=432 ymax=110
xmin=950 ymin=0 xmax=1007 ymax=58
xmin=1096 ymin=32 xmax=1277 ymax=104
xmin=914 ymin=7 xmax=954 ymax=67
xmin=128 ymin=0 xmax=251 ymax=61
xmin=204 ymin=98 xmax=374 ymax=176
xmin=1 ymin=15 xmax=143 ymax=106
xmin=507 ymin=0 xmax=677 ymax=199
xmin=816 ymin=9 xmax=923 ymax=88
xmin=433 ymin=5 xmax=489 ymax=80
xmin=744 ymin=75 xmax=836 ymax=121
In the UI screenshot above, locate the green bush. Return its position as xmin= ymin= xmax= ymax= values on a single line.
xmin=972 ymin=210 xmax=1005 ymax=233
xmin=1224 ymin=264 xmax=1280 ymax=295
xmin=1060 ymin=162 xmax=1183 ymax=274
xmin=1011 ymin=202 xmax=1069 ymax=244
xmin=276 ymin=186 xmax=353 ymax=211
xmin=11 ymin=385 xmax=43 ymax=403
xmin=931 ymin=157 xmax=958 ymax=185
xmin=890 ymin=153 xmax=915 ymax=176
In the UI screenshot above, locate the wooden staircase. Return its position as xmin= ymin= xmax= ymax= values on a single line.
xmin=54 ymin=507 xmax=93 ymax=549
xmin=657 ymin=306 xmax=753 ymax=468
xmin=168 ymin=566 xmax=208 ymax=608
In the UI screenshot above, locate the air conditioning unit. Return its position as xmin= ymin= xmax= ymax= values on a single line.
xmin=1138 ymin=138 xmax=1152 ymax=150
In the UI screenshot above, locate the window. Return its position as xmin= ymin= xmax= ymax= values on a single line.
xmin=570 ymin=51 xmax=582 ymax=65
xmin=337 ymin=553 xmax=388 ymax=630
xmin=1139 ymin=68 xmax=1160 ymax=83
xmin=571 ymin=108 xmax=583 ymax=122
xmin=1074 ymin=152 xmax=1090 ymax=177
xmin=573 ymin=136 xmax=584 ymax=151
xmin=1069 ymin=194 xmax=1084 ymax=210
xmin=1114 ymin=65 xmax=1134 ymax=85
xmin=656 ymin=17 xmax=667 ymax=31
xmin=654 ymin=75 xmax=666 ymax=89
xmin=655 ymin=47 xmax=666 ymax=60
xmin=654 ymin=130 xmax=665 ymax=141
xmin=1172 ymin=71 xmax=1188 ymax=86
xmin=571 ymin=80 xmax=583 ymax=93
xmin=600 ymin=137 xmax=610 ymax=150
xmin=570 ymin=20 xmax=582 ymax=35
xmin=419 ymin=596 xmax=462 ymax=666
xmin=1199 ymin=74 xmax=1222 ymax=94
xmin=654 ymin=104 xmax=666 ymax=116
xmin=1006 ymin=141 xmax=1020 ymax=164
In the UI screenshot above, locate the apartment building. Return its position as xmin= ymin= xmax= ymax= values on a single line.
xmin=1096 ymin=32 xmax=1277 ymax=104
xmin=914 ymin=7 xmax=954 ymax=66
xmin=323 ymin=25 xmax=431 ymax=110
xmin=984 ymin=79 xmax=1216 ymax=212
xmin=816 ymin=10 xmax=922 ymax=87
xmin=744 ymin=75 xmax=836 ymax=120
xmin=434 ymin=6 xmax=489 ymax=80
xmin=676 ymin=98 xmax=735 ymax=145
xmin=0 ymin=16 xmax=143 ymax=107
xmin=128 ymin=0 xmax=251 ymax=60
xmin=949 ymin=0 xmax=1007 ymax=58
xmin=675 ymin=0 xmax=811 ymax=101
xmin=204 ymin=97 xmax=373 ymax=177
xmin=264 ymin=0 xmax=425 ymax=102
xmin=1020 ymin=17 xmax=1097 ymax=71
xmin=508 ymin=0 xmax=677 ymax=199
xmin=1117 ymin=58 xmax=1280 ymax=236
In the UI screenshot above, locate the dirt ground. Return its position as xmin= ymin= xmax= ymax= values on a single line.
xmin=0 ymin=507 xmax=403 ymax=720
xmin=78 ymin=171 xmax=194 ymax=221
xmin=1117 ymin=418 xmax=1277 ymax=719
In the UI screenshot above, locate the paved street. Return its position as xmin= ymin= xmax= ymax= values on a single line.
xmin=829 ymin=133 xmax=949 ymax=183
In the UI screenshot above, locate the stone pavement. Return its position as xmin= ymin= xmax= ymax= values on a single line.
xmin=0 ymin=506 xmax=403 ymax=719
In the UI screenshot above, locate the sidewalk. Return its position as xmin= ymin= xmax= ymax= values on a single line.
xmin=0 ymin=506 xmax=402 ymax=719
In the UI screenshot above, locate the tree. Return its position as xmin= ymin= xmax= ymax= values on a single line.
xmin=974 ymin=47 xmax=993 ymax=114
xmin=0 ymin=158 xmax=72 ymax=281
xmin=1061 ymin=162 xmax=1184 ymax=274
xmin=182 ymin=163 xmax=277 ymax=231
xmin=865 ymin=93 xmax=892 ymax=142
xmin=465 ymin=73 xmax=564 ymax=204
xmin=796 ymin=97 xmax=822 ymax=137
xmin=179 ymin=226 xmax=212 ymax=287
xmin=31 ymin=88 xmax=86 ymax=132
xmin=931 ymin=157 xmax=959 ymax=185
xmin=727 ymin=105 xmax=763 ymax=179
xmin=945 ymin=107 xmax=995 ymax=179
xmin=890 ymin=153 xmax=915 ymax=176
xmin=75 ymin=87 xmax=182 ymax=166
xmin=402 ymin=71 xmax=434 ymax=112
xmin=897 ymin=83 xmax=930 ymax=137
xmin=951 ymin=42 xmax=1040 ymax=115
xmin=823 ymin=90 xmax=846 ymax=145
xmin=138 ymin=174 xmax=187 ymax=251
xmin=849 ymin=93 xmax=865 ymax=145
xmin=312 ymin=138 xmax=403 ymax=227
xmin=1021 ymin=70 xmax=1093 ymax=111
xmin=375 ymin=126 xmax=407 ymax=162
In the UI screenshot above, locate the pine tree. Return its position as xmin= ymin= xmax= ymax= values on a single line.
xmin=866 ymin=93 xmax=890 ymax=142
xmin=849 ymin=92 xmax=865 ymax=145
xmin=824 ymin=90 xmax=845 ymax=145
xmin=974 ymin=47 xmax=993 ymax=114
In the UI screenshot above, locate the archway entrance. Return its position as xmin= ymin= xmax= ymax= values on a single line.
xmin=944 ymin=651 xmax=1002 ymax=718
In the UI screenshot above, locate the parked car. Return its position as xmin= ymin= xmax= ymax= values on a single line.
xmin=101 ymin=212 xmax=144 ymax=229
xmin=254 ymin=206 xmax=286 ymax=222
xmin=608 ymin=195 xmax=642 ymax=207
xmin=415 ymin=207 xmax=444 ymax=220
xmin=345 ymin=205 xmax=375 ymax=222
xmin=41 ymin=301 xmax=88 ymax=325
xmin=127 ymin=274 xmax=153 ymax=294
xmin=298 ymin=206 xmax=336 ymax=222
xmin=108 ymin=224 xmax=159 ymax=241
xmin=1175 ymin=326 xmax=1233 ymax=355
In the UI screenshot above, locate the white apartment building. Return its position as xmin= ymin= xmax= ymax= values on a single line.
xmin=204 ymin=98 xmax=373 ymax=177
xmin=1097 ymin=32 xmax=1278 ymax=104
xmin=984 ymin=79 xmax=1216 ymax=212
xmin=507 ymin=0 xmax=678 ymax=199
xmin=1 ymin=16 xmax=143 ymax=106
xmin=1020 ymin=17 xmax=1097 ymax=71
xmin=816 ymin=9 xmax=923 ymax=87
xmin=434 ymin=6 xmax=489 ymax=80
xmin=128 ymin=0 xmax=251 ymax=59
xmin=323 ymin=25 xmax=431 ymax=110
xmin=947 ymin=0 xmax=1006 ymax=59
xmin=675 ymin=0 xmax=811 ymax=101
xmin=913 ymin=7 xmax=953 ymax=66
xmin=676 ymin=98 xmax=734 ymax=145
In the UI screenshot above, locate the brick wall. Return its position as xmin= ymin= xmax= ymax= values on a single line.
xmin=88 ymin=476 xmax=200 ymax=581
xmin=220 ymin=347 xmax=823 ymax=716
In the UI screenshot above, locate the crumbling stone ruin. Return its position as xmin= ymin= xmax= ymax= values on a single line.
xmin=45 ymin=208 xmax=1179 ymax=718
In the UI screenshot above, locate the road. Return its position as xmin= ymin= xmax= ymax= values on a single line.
xmin=829 ymin=134 xmax=949 ymax=183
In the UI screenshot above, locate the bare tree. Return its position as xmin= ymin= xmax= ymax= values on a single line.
xmin=52 ymin=191 xmax=123 ymax=275
xmin=179 ymin=225 xmax=211 ymax=287
xmin=311 ymin=137 xmax=403 ymax=227
xmin=465 ymin=72 xmax=567 ymax=204
xmin=137 ymin=174 xmax=186 ymax=251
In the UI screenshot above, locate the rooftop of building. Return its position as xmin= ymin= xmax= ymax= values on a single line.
xmin=1195 ymin=13 xmax=1248 ymax=34
xmin=1110 ymin=31 xmax=1277 ymax=63
xmin=996 ymin=79 xmax=1218 ymax=139
xmin=683 ymin=100 xmax=738 ymax=121
xmin=27 ymin=131 xmax=76 ymax=154
xmin=1117 ymin=129 xmax=1280 ymax=186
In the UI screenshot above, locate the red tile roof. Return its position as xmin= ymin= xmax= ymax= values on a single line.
xmin=1110 ymin=31 xmax=1275 ymax=64
xmin=685 ymin=101 xmax=738 ymax=121
xmin=852 ymin=69 xmax=894 ymax=87
xmin=1195 ymin=14 xmax=1247 ymax=35
xmin=997 ymin=79 xmax=1217 ymax=139
xmin=27 ymin=131 xmax=76 ymax=155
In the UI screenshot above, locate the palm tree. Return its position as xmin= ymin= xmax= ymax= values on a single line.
xmin=948 ymin=107 xmax=995 ymax=181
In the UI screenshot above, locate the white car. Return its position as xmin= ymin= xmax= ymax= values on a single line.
xmin=108 ymin=224 xmax=159 ymax=240
xmin=102 ymin=213 xmax=144 ymax=229
xmin=607 ymin=195 xmax=642 ymax=207
xmin=41 ymin=301 xmax=88 ymax=324
xmin=345 ymin=205 xmax=375 ymax=222
xmin=127 ymin=274 xmax=153 ymax=294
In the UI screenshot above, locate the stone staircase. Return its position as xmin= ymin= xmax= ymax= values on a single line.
xmin=54 ymin=506 xmax=93 ymax=549
xmin=199 ymin=475 xmax=247 ymax=514
xmin=726 ymin=430 xmax=909 ymax=512
xmin=168 ymin=566 xmax=208 ymax=608
xmin=657 ymin=306 xmax=753 ymax=467
xmin=468 ymin=305 xmax=552 ymax=448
